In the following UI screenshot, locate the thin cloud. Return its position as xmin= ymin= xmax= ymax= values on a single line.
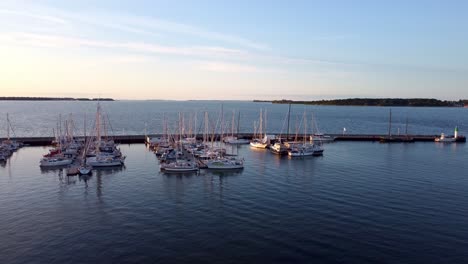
xmin=86 ymin=13 xmax=270 ymax=51
xmin=0 ymin=9 xmax=67 ymax=24
xmin=0 ymin=4 xmax=268 ymax=51
xmin=197 ymin=61 xmax=260 ymax=73
xmin=4 ymin=32 xmax=247 ymax=59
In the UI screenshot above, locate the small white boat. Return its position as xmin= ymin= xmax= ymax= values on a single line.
xmin=224 ymin=136 xmax=250 ymax=144
xmin=288 ymin=144 xmax=324 ymax=157
xmin=86 ymin=156 xmax=125 ymax=167
xmin=250 ymin=139 xmax=269 ymax=148
xmin=435 ymin=127 xmax=466 ymax=143
xmin=270 ymin=142 xmax=288 ymax=155
xmin=205 ymin=157 xmax=244 ymax=170
xmin=310 ymin=133 xmax=336 ymax=143
xmin=40 ymin=157 xmax=73 ymax=167
xmin=160 ymin=160 xmax=198 ymax=172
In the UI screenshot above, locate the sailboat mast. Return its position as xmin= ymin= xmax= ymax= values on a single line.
xmin=405 ymin=116 xmax=408 ymax=136
xmin=231 ymin=110 xmax=235 ymax=137
xmin=286 ymin=103 xmax=291 ymax=140
xmin=304 ymin=112 xmax=307 ymax=144
xmin=259 ymin=109 xmax=263 ymax=139
xmin=388 ymin=109 xmax=392 ymax=137
xmin=6 ymin=113 xmax=10 ymax=140
xmin=237 ymin=111 xmax=241 ymax=138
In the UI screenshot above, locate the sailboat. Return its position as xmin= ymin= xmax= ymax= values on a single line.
xmin=2 ymin=113 xmax=23 ymax=152
xmin=79 ymin=115 xmax=92 ymax=175
xmin=270 ymin=104 xmax=291 ymax=155
xmin=224 ymin=111 xmax=249 ymax=144
xmin=380 ymin=109 xmax=414 ymax=143
xmin=86 ymin=102 xmax=125 ymax=167
xmin=288 ymin=111 xmax=324 ymax=157
xmin=40 ymin=115 xmax=74 ymax=167
xmin=250 ymin=109 xmax=269 ymax=148
xmin=160 ymin=112 xmax=199 ymax=173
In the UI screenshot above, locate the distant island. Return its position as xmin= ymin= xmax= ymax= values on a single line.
xmin=0 ymin=97 xmax=114 ymax=101
xmin=254 ymin=98 xmax=468 ymax=107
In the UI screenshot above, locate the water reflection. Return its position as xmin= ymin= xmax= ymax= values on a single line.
xmin=200 ymin=169 xmax=243 ymax=177
xmin=160 ymin=171 xmax=199 ymax=177
xmin=93 ymin=166 xmax=126 ymax=177
xmin=40 ymin=166 xmax=67 ymax=174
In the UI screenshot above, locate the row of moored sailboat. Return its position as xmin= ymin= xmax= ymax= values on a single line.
xmin=39 ymin=103 xmax=125 ymax=175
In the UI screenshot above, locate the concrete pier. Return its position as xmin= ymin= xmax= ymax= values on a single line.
xmin=1 ymin=133 xmax=443 ymax=146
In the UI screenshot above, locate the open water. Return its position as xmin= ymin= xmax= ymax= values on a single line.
xmin=0 ymin=101 xmax=468 ymax=263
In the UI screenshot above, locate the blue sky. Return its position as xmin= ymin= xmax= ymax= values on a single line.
xmin=0 ymin=0 xmax=467 ymax=100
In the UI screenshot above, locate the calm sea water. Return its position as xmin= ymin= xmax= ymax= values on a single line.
xmin=0 ymin=100 xmax=467 ymax=137
xmin=1 ymin=101 xmax=468 ymax=263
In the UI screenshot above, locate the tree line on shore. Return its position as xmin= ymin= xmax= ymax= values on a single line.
xmin=254 ymin=98 xmax=468 ymax=107
xmin=0 ymin=97 xmax=114 ymax=101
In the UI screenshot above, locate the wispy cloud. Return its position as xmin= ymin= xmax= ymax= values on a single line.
xmin=0 ymin=9 xmax=67 ymax=24
xmin=196 ymin=61 xmax=261 ymax=73
xmin=0 ymin=3 xmax=268 ymax=51
xmin=103 ymin=14 xmax=270 ymax=51
xmin=3 ymin=32 xmax=247 ymax=59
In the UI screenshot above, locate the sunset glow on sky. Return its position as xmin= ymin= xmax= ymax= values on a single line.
xmin=1 ymin=0 xmax=467 ymax=100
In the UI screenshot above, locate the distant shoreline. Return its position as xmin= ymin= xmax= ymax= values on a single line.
xmin=0 ymin=97 xmax=114 ymax=101
xmin=254 ymin=98 xmax=468 ymax=107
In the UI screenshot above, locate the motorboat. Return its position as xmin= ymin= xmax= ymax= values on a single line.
xmin=435 ymin=129 xmax=466 ymax=143
xmin=269 ymin=141 xmax=288 ymax=155
xmin=310 ymin=133 xmax=336 ymax=143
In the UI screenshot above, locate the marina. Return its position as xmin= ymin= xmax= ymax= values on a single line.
xmin=1 ymin=101 xmax=467 ymax=263
xmin=0 ymin=133 xmax=459 ymax=146
xmin=2 ymin=141 xmax=468 ymax=263
xmin=2 ymin=0 xmax=468 ymax=262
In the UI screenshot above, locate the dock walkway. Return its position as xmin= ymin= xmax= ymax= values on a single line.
xmin=2 ymin=134 xmax=441 ymax=146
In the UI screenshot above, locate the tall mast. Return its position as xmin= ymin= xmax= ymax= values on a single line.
xmin=179 ymin=112 xmax=182 ymax=148
xmin=388 ymin=109 xmax=392 ymax=137
xmin=96 ymin=102 xmax=101 ymax=146
xmin=304 ymin=112 xmax=307 ymax=144
xmin=84 ymin=113 xmax=87 ymax=138
xmin=231 ymin=110 xmax=235 ymax=137
xmin=220 ymin=104 xmax=224 ymax=140
xmin=259 ymin=109 xmax=263 ymax=139
xmin=405 ymin=116 xmax=408 ymax=136
xmin=237 ymin=111 xmax=241 ymax=138
xmin=194 ymin=111 xmax=197 ymax=140
xmin=204 ymin=111 xmax=209 ymax=144
xmin=6 ymin=113 xmax=10 ymax=140
xmin=286 ymin=103 xmax=291 ymax=140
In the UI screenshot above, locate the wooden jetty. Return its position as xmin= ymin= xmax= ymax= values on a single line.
xmin=0 ymin=134 xmax=446 ymax=146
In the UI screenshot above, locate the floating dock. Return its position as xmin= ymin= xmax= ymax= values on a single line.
xmin=0 ymin=134 xmax=446 ymax=146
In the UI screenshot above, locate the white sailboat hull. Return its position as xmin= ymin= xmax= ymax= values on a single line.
xmin=79 ymin=166 xmax=92 ymax=175
xmin=40 ymin=158 xmax=73 ymax=167
xmin=224 ymin=137 xmax=250 ymax=144
xmin=250 ymin=141 xmax=268 ymax=148
xmin=206 ymin=159 xmax=244 ymax=170
xmin=160 ymin=160 xmax=198 ymax=172
xmin=86 ymin=157 xmax=123 ymax=167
